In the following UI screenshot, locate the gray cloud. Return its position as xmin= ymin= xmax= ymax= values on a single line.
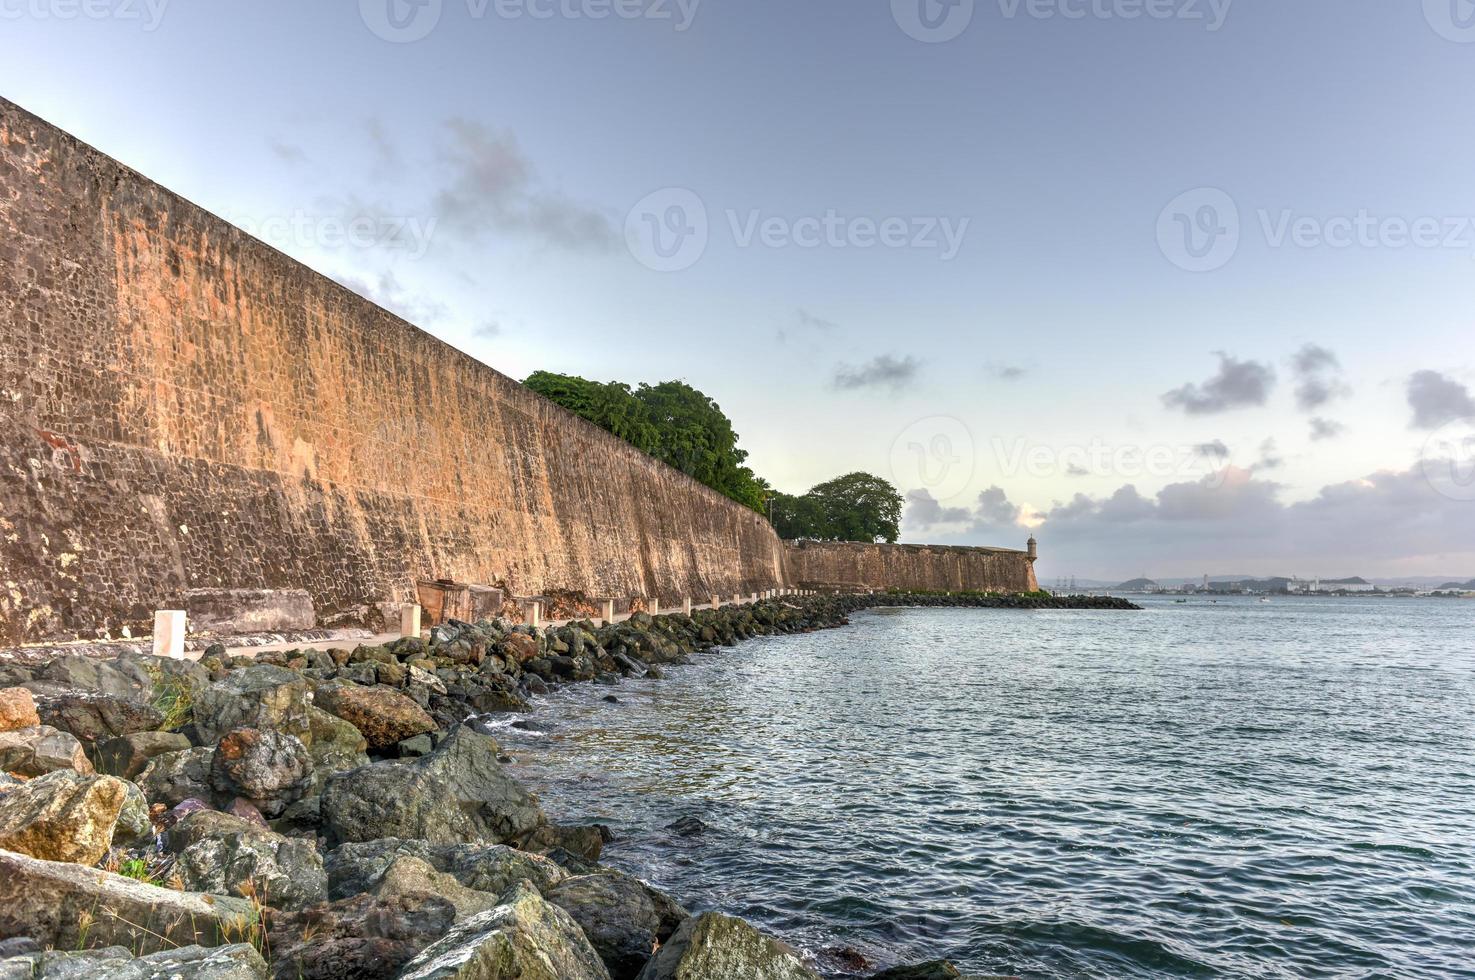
xmin=1162 ymin=353 xmax=1276 ymax=415
xmin=270 ymin=139 xmax=307 ymax=165
xmin=833 ymin=354 xmax=921 ymax=392
xmin=434 ymin=118 xmax=616 ymax=251
xmin=778 ymin=309 xmax=839 ymax=343
xmin=366 ymin=117 xmax=401 ymax=176
xmin=1309 ymin=417 xmax=1345 ymax=441
xmin=1255 ymin=437 xmax=1284 ymax=471
xmin=473 ymin=320 xmax=502 ymax=339
xmin=985 ymin=362 xmax=1028 ymax=381
xmin=1195 ymin=440 xmax=1230 ymax=459
xmin=331 ymin=270 xmax=449 ymax=326
xmin=1291 ymin=343 xmax=1349 ymax=411
xmin=1065 ymin=462 xmax=1091 ymax=477
xmin=903 ymin=488 xmax=971 ymax=530
xmin=1407 ymin=370 xmax=1475 ymax=429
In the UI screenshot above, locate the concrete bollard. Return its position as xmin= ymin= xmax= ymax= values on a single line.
xmin=527 ymin=601 xmax=541 ymax=629
xmin=750 ymin=592 xmax=758 ymax=603
xmin=710 ymin=595 xmax=720 ymax=609
xmin=650 ymin=598 xmax=660 ymax=616
xmin=400 ymin=604 xmax=422 ymax=639
xmin=733 ymin=593 xmax=743 ymax=605
xmin=602 ymin=599 xmax=615 ymax=624
xmin=683 ymin=597 xmax=693 ymax=615
xmin=152 ymin=610 xmax=186 ymax=660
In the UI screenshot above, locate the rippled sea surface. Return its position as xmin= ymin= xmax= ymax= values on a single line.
xmin=497 ymin=596 xmax=1475 ymax=978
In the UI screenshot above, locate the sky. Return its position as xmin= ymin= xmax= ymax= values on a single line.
xmin=2 ymin=0 xmax=1472 ymax=582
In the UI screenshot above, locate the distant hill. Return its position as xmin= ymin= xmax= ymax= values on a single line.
xmin=1437 ymin=579 xmax=1475 ymax=590
xmin=1115 ymin=578 xmax=1160 ymax=591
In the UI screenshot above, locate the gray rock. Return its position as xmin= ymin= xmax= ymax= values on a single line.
xmin=305 ymin=704 xmax=370 ymax=784
xmin=0 ymin=725 xmax=94 ymax=776
xmin=320 ymin=726 xmax=545 ymax=846
xmin=869 ymin=962 xmax=1015 ymax=980
xmin=172 ymin=811 xmax=327 ymax=909
xmin=95 ymin=730 xmax=192 ymax=780
xmin=366 ymin=855 xmax=500 ymax=920
xmin=193 ymin=666 xmax=312 ymax=745
xmin=33 ymin=655 xmax=148 ymax=700
xmin=635 ymin=913 xmax=821 ymax=980
xmin=325 ymin=837 xmax=566 ymax=900
xmin=0 ymin=849 xmax=254 ymax=954
xmin=137 ymin=745 xmax=215 ymax=807
xmin=547 ymin=871 xmax=689 ymax=980
xmin=33 ymin=691 xmax=163 ymax=746
xmin=0 ymin=944 xmax=269 ymax=980
xmin=113 ymin=779 xmax=155 ymax=848
xmin=396 ymin=879 xmax=610 ymax=980
xmin=266 ymin=891 xmax=458 ymax=980
xmin=209 ymin=727 xmax=314 ymax=817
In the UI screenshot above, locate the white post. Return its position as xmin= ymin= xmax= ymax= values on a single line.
xmin=528 ymin=601 xmax=542 ymax=629
xmin=602 ymin=599 xmax=615 ymax=624
xmin=650 ymin=598 xmax=660 ymax=616
xmin=152 ymin=610 xmax=186 ymax=660
xmin=750 ymin=592 xmax=758 ymax=603
xmin=733 ymin=593 xmax=742 ymax=605
xmin=683 ymin=597 xmax=693 ymax=615
xmin=710 ymin=594 xmax=720 ymax=609
xmin=400 ymin=604 xmax=422 ymax=638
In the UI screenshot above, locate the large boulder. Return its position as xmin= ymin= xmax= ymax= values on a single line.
xmin=193 ymin=666 xmax=312 ymax=745
xmin=396 ymin=880 xmax=610 ymax=980
xmin=314 ymin=684 xmax=436 ymax=751
xmin=137 ymin=746 xmax=215 ymax=807
xmin=366 ymin=855 xmax=501 ymax=920
xmin=210 ymin=727 xmax=314 ymax=818
xmin=170 ymin=810 xmax=327 ymax=909
xmin=34 ymin=691 xmax=163 ymax=746
xmin=266 ymin=892 xmax=458 ymax=980
xmin=0 ymin=725 xmax=94 ymax=777
xmin=0 ymin=687 xmax=40 ymax=731
xmin=320 ymin=726 xmax=544 ymax=846
xmin=0 ymin=849 xmax=254 ymax=953
xmin=0 ymin=944 xmax=268 ymax=980
xmin=0 ymin=769 xmax=128 ymax=864
xmin=325 ymin=838 xmax=566 ymax=900
xmin=95 ymin=730 xmax=193 ymax=780
xmin=547 ymin=871 xmax=689 ymax=980
xmin=32 ymin=655 xmax=148 ymax=700
xmin=306 ymin=704 xmax=370 ymax=781
xmin=634 ymin=913 xmax=821 ymax=980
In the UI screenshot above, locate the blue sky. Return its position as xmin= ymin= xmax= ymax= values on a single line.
xmin=3 ymin=0 xmax=1473 ymax=580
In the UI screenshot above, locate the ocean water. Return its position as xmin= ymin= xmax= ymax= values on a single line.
xmin=496 ymin=596 xmax=1475 ymax=978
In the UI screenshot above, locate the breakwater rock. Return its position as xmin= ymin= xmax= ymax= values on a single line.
xmin=0 ymin=593 xmax=1105 ymax=977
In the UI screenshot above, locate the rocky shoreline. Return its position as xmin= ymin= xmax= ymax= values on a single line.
xmin=0 ymin=592 xmax=1133 ymax=979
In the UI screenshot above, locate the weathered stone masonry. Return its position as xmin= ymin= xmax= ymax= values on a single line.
xmin=0 ymin=97 xmax=786 ymax=643
xmin=784 ymin=540 xmax=1039 ymax=594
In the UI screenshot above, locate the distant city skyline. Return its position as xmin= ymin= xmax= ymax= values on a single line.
xmin=2 ymin=0 xmax=1471 ymax=579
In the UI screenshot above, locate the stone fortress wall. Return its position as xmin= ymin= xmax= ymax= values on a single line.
xmin=783 ymin=540 xmax=1039 ymax=595
xmin=0 ymin=98 xmax=1038 ymax=644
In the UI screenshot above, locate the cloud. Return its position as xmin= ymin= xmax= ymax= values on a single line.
xmin=1309 ymin=417 xmax=1345 ymax=441
xmin=270 ymin=139 xmax=308 ymax=165
xmin=778 ymin=309 xmax=839 ymax=343
xmin=1065 ymin=462 xmax=1091 ymax=477
xmin=940 ymin=459 xmax=1475 ymax=579
xmin=331 ymin=270 xmax=449 ymax=326
xmin=972 ymin=486 xmax=1021 ymax=528
xmin=1255 ymin=437 xmax=1283 ymax=471
xmin=433 ymin=118 xmax=616 ymax=251
xmin=833 ymin=354 xmax=921 ymax=392
xmin=903 ymin=488 xmax=971 ymax=530
xmin=1162 ymin=353 xmax=1276 ymax=415
xmin=1407 ymin=370 xmax=1475 ymax=429
xmin=1291 ymin=343 xmax=1349 ymax=411
xmin=472 ymin=320 xmax=502 ymax=339
xmin=985 ymin=362 xmax=1028 ymax=381
xmin=1195 ymin=440 xmax=1230 ymax=459
xmin=366 ymin=117 xmax=401 ymax=175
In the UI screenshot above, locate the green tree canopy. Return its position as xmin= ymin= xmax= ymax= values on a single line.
xmin=772 ymin=472 xmax=903 ymax=543
xmin=523 ymin=371 xmax=769 ymax=513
